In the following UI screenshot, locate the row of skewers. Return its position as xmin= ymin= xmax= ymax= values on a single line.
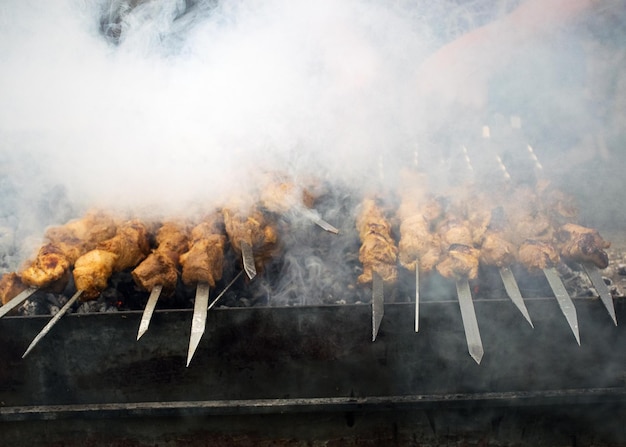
xmin=0 ymin=176 xmax=338 ymax=366
xmin=0 ymin=136 xmax=617 ymax=366
xmin=356 ymin=124 xmax=615 ymax=363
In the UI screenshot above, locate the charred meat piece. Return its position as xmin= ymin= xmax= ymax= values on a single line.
xmin=0 ymin=272 xmax=28 ymax=305
xmin=74 ymin=220 xmax=151 ymax=301
xmin=19 ymin=243 xmax=72 ymax=288
xmin=132 ymin=222 xmax=190 ymax=296
xmin=223 ymin=207 xmax=280 ymax=275
xmin=556 ymin=223 xmax=611 ymax=269
xmin=436 ymin=243 xmax=480 ymax=280
xmin=517 ymin=239 xmax=560 ymax=272
xmin=356 ymin=198 xmax=398 ymax=284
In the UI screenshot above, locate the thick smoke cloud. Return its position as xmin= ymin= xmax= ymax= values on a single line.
xmin=0 ymin=0 xmax=623 ymax=268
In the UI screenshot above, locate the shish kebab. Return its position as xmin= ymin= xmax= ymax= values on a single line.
xmin=523 ymin=138 xmax=616 ymax=325
xmin=0 ymin=211 xmax=117 ymax=318
xmin=356 ymin=197 xmax=398 ymax=341
xmin=433 ymin=191 xmax=484 ymax=364
xmin=222 ymin=203 xmax=281 ymax=281
xmin=397 ymin=169 xmax=444 ymax=333
xmin=22 ymin=219 xmax=151 ymax=358
xmin=477 ymin=126 xmax=533 ymax=326
xmin=259 ymin=176 xmax=339 ymax=234
xmin=464 ymin=129 xmax=579 ymax=342
xmin=178 ymin=214 xmax=228 ymax=367
xmin=132 ymin=221 xmax=190 ymax=340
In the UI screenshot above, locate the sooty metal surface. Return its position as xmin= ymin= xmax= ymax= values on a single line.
xmin=0 ymin=296 xmax=625 ymax=416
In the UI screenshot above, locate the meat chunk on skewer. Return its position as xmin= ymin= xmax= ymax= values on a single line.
xmin=434 ymin=210 xmax=481 ymax=280
xmin=73 ymin=249 xmax=119 ymax=299
xmin=44 ymin=211 xmax=117 ymax=263
xmin=180 ymin=235 xmax=226 ymax=288
xmin=398 ymin=215 xmax=442 ymax=274
xmin=222 ymin=207 xmax=279 ymax=275
xmin=356 ymin=198 xmax=398 ymax=284
xmin=556 ymin=223 xmax=611 ymax=269
xmin=0 ymin=272 xmax=28 ymax=306
xmin=19 ymin=244 xmax=72 ymax=289
xmin=18 ymin=211 xmax=118 ymax=289
xmin=132 ymin=222 xmax=190 ymax=296
xmin=73 ymin=220 xmax=151 ymax=301
xmin=517 ymin=239 xmax=560 ymax=272
xmin=436 ymin=243 xmax=480 ymax=280
xmin=179 ymin=214 xmax=227 ymax=288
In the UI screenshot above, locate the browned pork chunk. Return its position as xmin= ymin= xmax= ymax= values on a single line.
xmin=0 ymin=272 xmax=28 ymax=305
xmin=132 ymin=221 xmax=190 ymax=296
xmin=517 ymin=239 xmax=560 ymax=272
xmin=556 ymin=223 xmax=611 ymax=269
xmin=356 ymin=198 xmax=398 ymax=284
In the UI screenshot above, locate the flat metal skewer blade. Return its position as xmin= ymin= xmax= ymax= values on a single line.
xmin=240 ymin=241 xmax=256 ymax=280
xmin=186 ymin=282 xmax=210 ymax=367
xmin=456 ymin=279 xmax=484 ymax=364
xmin=300 ymin=209 xmax=339 ymax=234
xmin=583 ymin=264 xmax=617 ymax=326
xmin=22 ymin=289 xmax=82 ymax=359
xmin=499 ymin=267 xmax=533 ymax=327
xmin=414 ymin=266 xmax=420 ymax=333
xmin=0 ymin=286 xmax=37 ymax=319
xmin=208 ymin=271 xmax=244 ymax=312
xmin=372 ymin=272 xmax=384 ymax=342
xmin=137 ymin=284 xmax=163 ymax=340
xmin=543 ymin=267 xmax=580 ymax=345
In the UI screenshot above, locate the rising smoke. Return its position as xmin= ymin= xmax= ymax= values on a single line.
xmin=0 ymin=0 xmax=623 ymax=286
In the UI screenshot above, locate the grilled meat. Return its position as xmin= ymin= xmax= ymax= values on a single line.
xmin=132 ymin=221 xmax=190 ymax=296
xmin=556 ymin=223 xmax=611 ymax=269
xmin=180 ymin=234 xmax=226 ymax=288
xmin=0 ymin=272 xmax=28 ymax=306
xmin=74 ymin=220 xmax=151 ymax=301
xmin=73 ymin=249 xmax=119 ymax=300
xmin=44 ymin=210 xmax=117 ymax=263
xmin=436 ymin=243 xmax=480 ymax=280
xmin=17 ymin=211 xmax=118 ymax=289
xmin=97 ymin=219 xmax=150 ymax=271
xmin=479 ymin=231 xmax=517 ymax=268
xmin=398 ymin=215 xmax=442 ymax=273
xmin=19 ymin=243 xmax=72 ymax=288
xmin=223 ymin=207 xmax=279 ymax=274
xmin=517 ymin=239 xmax=560 ymax=271
xmin=356 ymin=198 xmax=398 ymax=284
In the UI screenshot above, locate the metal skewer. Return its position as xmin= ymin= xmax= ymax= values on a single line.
xmin=186 ymin=271 xmax=244 ymax=367
xmin=0 ymin=286 xmax=38 ymax=319
xmin=582 ymin=264 xmax=617 ymax=326
xmin=136 ymin=284 xmax=163 ymax=340
xmin=22 ymin=289 xmax=83 ymax=358
xmin=299 ymin=208 xmax=339 ymax=234
xmin=186 ymin=282 xmax=210 ymax=367
xmin=371 ymin=272 xmax=384 ymax=341
xmin=456 ymin=278 xmax=484 ymax=364
xmin=240 ymin=241 xmax=256 ymax=280
xmin=543 ymin=267 xmax=580 ymax=345
xmin=414 ymin=265 xmax=420 ymax=333
xmin=499 ymin=267 xmax=533 ymax=327
xmin=482 ymin=124 xmax=533 ymax=327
